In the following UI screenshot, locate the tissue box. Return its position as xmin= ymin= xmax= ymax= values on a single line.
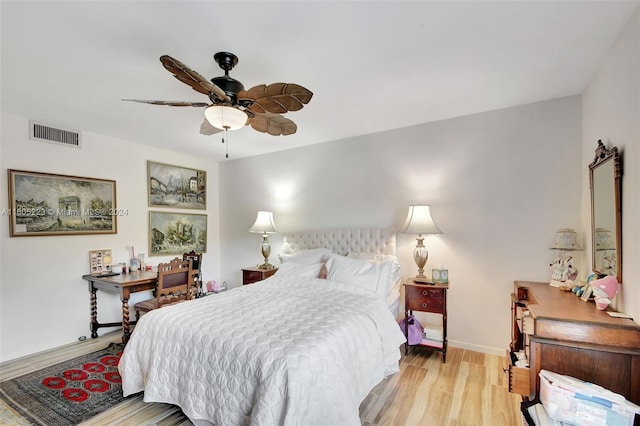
xmin=539 ymin=370 xmax=640 ymax=426
xmin=432 ymin=269 xmax=448 ymax=283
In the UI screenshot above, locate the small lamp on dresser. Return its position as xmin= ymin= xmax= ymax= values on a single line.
xmin=249 ymin=211 xmax=277 ymax=270
xmin=402 ymin=205 xmax=442 ymax=283
xmin=549 ymin=228 xmax=582 ymax=287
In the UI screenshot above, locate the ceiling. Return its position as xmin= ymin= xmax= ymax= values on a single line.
xmin=1 ymin=1 xmax=638 ymax=162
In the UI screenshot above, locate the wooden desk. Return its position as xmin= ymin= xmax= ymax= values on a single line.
xmin=82 ymin=270 xmax=158 ymax=344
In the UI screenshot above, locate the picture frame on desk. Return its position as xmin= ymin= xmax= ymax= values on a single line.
xmin=89 ymin=249 xmax=112 ymax=274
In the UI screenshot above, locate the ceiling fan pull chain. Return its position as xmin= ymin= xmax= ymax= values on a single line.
xmin=223 ymin=127 xmax=229 ymax=158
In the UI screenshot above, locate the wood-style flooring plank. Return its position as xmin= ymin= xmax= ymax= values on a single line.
xmin=376 ymin=363 xmax=428 ymax=425
xmin=490 ymin=384 xmax=521 ymax=426
xmin=448 ymin=361 xmax=490 ymax=425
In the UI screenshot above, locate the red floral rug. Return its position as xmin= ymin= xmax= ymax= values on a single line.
xmin=0 ymin=343 xmax=139 ymax=425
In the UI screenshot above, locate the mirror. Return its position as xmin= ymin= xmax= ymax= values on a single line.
xmin=589 ymin=140 xmax=622 ymax=283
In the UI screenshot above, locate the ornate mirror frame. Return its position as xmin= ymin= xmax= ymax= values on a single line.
xmin=589 ymin=140 xmax=622 ymax=283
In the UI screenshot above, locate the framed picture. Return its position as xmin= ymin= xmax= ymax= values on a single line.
xmin=149 ymin=211 xmax=207 ymax=256
xmin=147 ymin=161 xmax=206 ymax=210
xmin=7 ymin=169 xmax=117 ymax=237
xmin=89 ymin=249 xmax=112 ymax=274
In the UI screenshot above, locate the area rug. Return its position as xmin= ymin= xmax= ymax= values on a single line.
xmin=0 ymin=343 xmax=139 ymax=426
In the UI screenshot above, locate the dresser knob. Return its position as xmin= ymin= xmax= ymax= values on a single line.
xmin=422 ymin=290 xmax=428 ymax=296
xmin=422 ymin=302 xmax=428 ymax=308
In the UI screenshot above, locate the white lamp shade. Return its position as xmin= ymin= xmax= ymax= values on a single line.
xmin=205 ymin=105 xmax=248 ymax=130
xmin=402 ymin=205 xmax=441 ymax=235
xmin=249 ymin=211 xmax=276 ymax=234
xmin=550 ymin=228 xmax=582 ymax=250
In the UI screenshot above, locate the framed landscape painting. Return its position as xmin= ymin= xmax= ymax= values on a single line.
xmin=149 ymin=211 xmax=207 ymax=256
xmin=147 ymin=161 xmax=206 ymax=210
xmin=7 ymin=169 xmax=117 ymax=237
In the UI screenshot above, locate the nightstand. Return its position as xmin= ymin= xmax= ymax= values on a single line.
xmin=403 ymin=278 xmax=448 ymax=362
xmin=242 ymin=267 xmax=278 ymax=285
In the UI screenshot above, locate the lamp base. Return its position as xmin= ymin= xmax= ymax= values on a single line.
xmin=257 ymin=263 xmax=275 ymax=270
xmin=413 ymin=276 xmax=434 ymax=285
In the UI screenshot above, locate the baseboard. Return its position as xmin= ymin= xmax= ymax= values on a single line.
xmin=448 ymin=339 xmax=505 ymax=356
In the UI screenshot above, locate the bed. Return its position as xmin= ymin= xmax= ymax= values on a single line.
xmin=119 ymin=228 xmax=406 ymax=426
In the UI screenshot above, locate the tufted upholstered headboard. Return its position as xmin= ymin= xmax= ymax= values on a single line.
xmin=281 ymin=228 xmax=396 ymax=256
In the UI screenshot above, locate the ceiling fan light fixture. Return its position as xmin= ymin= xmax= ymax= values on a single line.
xmin=205 ymin=105 xmax=247 ymax=130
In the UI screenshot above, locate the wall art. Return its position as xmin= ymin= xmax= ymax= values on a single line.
xmin=148 ymin=161 xmax=206 ymax=210
xmin=149 ymin=211 xmax=207 ymax=256
xmin=8 ymin=169 xmax=117 ymax=236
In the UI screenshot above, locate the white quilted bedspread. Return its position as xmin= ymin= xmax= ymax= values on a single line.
xmin=119 ymin=273 xmax=406 ymax=426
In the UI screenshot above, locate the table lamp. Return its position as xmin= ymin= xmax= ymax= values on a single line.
xmin=549 ymin=228 xmax=582 ymax=287
xmin=402 ymin=205 xmax=441 ymax=283
xmin=249 ymin=211 xmax=276 ymax=270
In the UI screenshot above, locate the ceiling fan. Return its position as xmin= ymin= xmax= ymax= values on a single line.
xmin=123 ymin=52 xmax=313 ymax=140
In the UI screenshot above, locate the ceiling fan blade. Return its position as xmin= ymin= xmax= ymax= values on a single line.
xmin=199 ymin=118 xmax=223 ymax=135
xmin=160 ymin=55 xmax=230 ymax=102
xmin=122 ymin=99 xmax=209 ymax=107
xmin=248 ymin=112 xmax=297 ymax=136
xmin=239 ymin=83 xmax=313 ymax=114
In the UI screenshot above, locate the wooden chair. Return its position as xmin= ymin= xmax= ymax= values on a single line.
xmin=134 ymin=257 xmax=194 ymax=320
xmin=183 ymin=250 xmax=202 ymax=298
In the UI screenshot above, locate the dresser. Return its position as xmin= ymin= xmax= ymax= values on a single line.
xmin=508 ymin=281 xmax=640 ymax=405
xmin=242 ymin=267 xmax=278 ymax=285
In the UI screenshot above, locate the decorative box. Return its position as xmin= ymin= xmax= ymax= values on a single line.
xmin=432 ymin=269 xmax=448 ymax=283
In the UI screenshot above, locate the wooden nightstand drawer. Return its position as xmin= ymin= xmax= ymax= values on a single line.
xmin=405 ymin=285 xmax=444 ymax=301
xmin=244 ymin=270 xmax=263 ymax=282
xmin=406 ymin=297 xmax=444 ymax=313
xmin=242 ymin=267 xmax=278 ymax=285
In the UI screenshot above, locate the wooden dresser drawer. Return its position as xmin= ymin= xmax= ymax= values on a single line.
xmin=516 ymin=310 xmax=535 ymax=335
xmin=505 ymin=349 xmax=530 ymax=396
xmin=522 ymin=315 xmax=534 ymax=335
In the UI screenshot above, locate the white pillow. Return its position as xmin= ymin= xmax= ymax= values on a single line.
xmin=346 ymin=252 xmax=379 ymax=261
xmin=278 ymin=248 xmax=332 ymax=265
xmin=275 ymin=261 xmax=324 ymax=279
xmin=347 ymin=252 xmax=401 ymax=290
xmin=326 ymin=254 xmax=393 ymax=298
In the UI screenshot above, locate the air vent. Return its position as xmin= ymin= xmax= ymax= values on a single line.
xmin=29 ymin=120 xmax=81 ymax=148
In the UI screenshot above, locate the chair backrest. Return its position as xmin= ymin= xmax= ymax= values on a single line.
xmin=182 ymin=251 xmax=202 ymax=272
xmin=182 ymin=251 xmax=202 ymax=297
xmin=156 ymin=257 xmax=194 ymax=308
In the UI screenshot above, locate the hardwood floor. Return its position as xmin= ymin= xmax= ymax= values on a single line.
xmin=0 ymin=332 xmax=522 ymax=425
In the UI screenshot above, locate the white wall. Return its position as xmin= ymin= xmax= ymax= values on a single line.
xmin=581 ymin=7 xmax=640 ymax=320
xmin=0 ymin=114 xmax=220 ymax=362
xmin=219 ymin=96 xmax=582 ymax=354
